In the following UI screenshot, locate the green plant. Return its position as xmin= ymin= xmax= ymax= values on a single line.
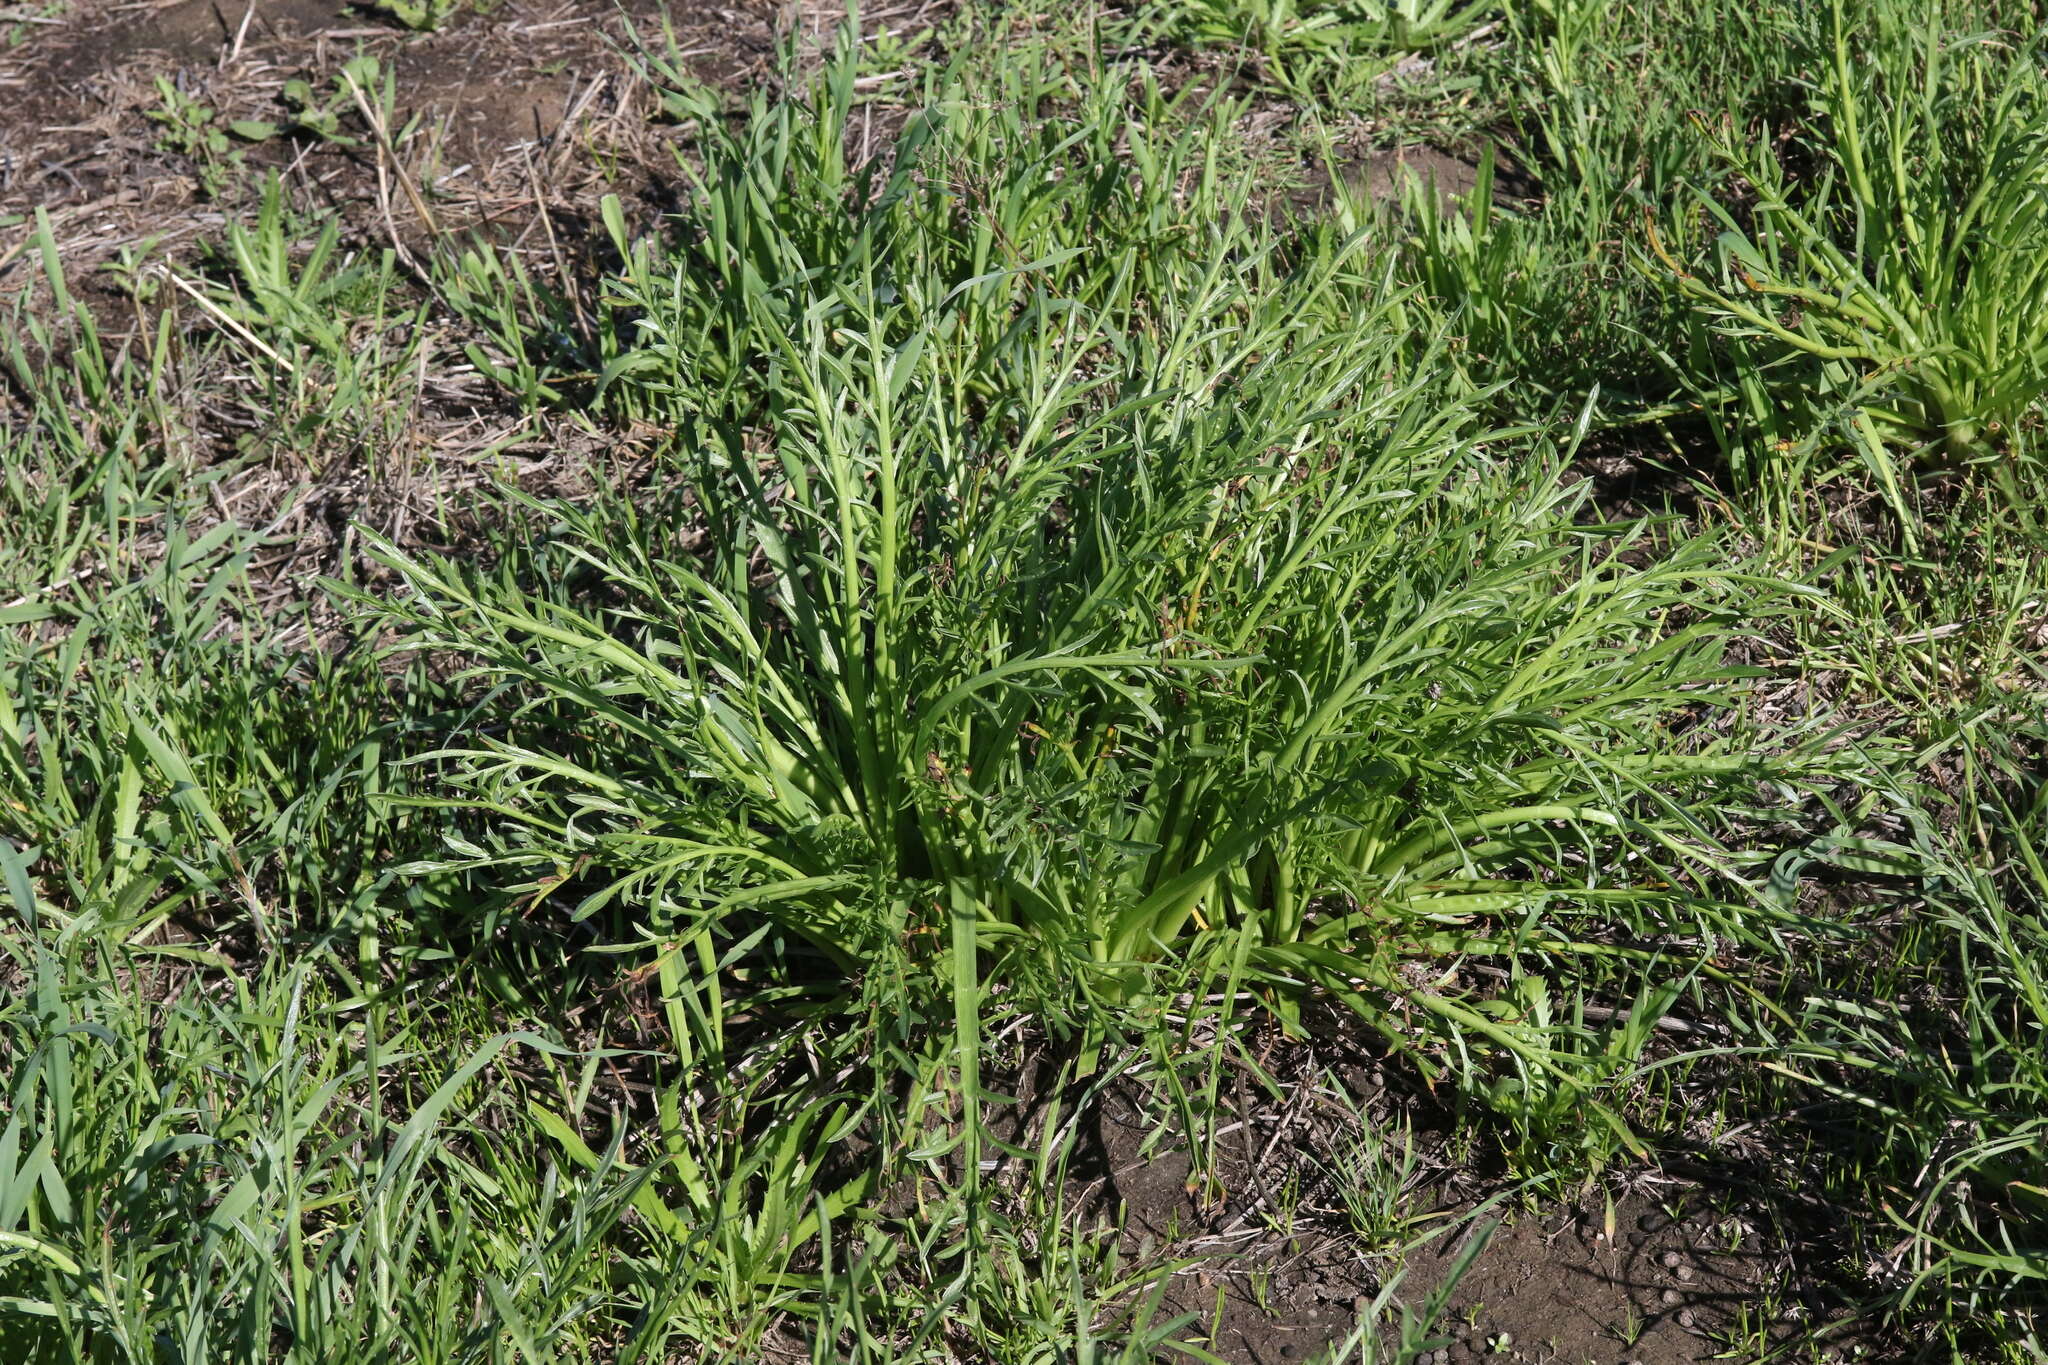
xmin=361 ymin=0 xmax=460 ymax=32
xmin=146 ymin=78 xmax=269 ymax=197
xmin=1650 ymin=0 xmax=2048 ymax=472
xmin=1153 ymin=0 xmax=1492 ymax=98
xmin=0 ymin=953 xmax=645 ymax=1363
xmin=18 ymin=6 xmax=2048 ymax=1359
xmin=1324 ymin=1092 xmax=1425 ymax=1255
xmin=370 ymin=41 xmax=1788 ymax=1154
xmin=1383 ymin=0 xmax=1822 ymax=425
xmin=0 ymin=222 xmax=963 ymax=1363
xmin=2 ymin=2 xmax=66 ymax=50
xmin=1171 ymin=0 xmax=1490 ymax=55
xmin=231 ymin=55 xmax=387 ymax=146
xmin=1772 ymin=743 xmax=2048 ymax=1341
xmin=171 ymin=177 xmax=431 ymax=476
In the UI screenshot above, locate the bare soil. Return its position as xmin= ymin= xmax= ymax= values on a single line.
xmin=987 ymin=1014 xmax=1883 ymax=1365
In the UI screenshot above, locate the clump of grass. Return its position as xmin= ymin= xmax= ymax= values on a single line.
xmin=2 ymin=214 xmax=1199 ymax=1364
xmin=1648 ymin=0 xmax=2048 ymax=486
xmin=186 ymin=176 xmax=434 ymax=479
xmin=17 ymin=3 xmax=2048 ymax=1357
xmin=0 ymin=241 xmax=630 ymax=1361
xmin=1381 ymin=0 xmax=1819 ymax=423
xmin=0 ymin=952 xmax=650 ymax=1363
xmin=378 ymin=37 xmax=1789 ymax=1158
xmin=1759 ymin=733 xmax=2048 ymax=1351
xmin=1147 ymin=0 xmax=1493 ymax=100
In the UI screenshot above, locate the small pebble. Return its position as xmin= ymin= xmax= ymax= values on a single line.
xmin=1659 ymin=1249 xmax=1681 ymax=1269
xmin=1675 ymin=1264 xmax=1696 ymax=1283
xmin=1661 ymin=1288 xmax=1683 ymax=1306
xmin=1678 ymin=1308 xmax=1698 ymax=1330
xmin=1637 ymin=1211 xmax=1672 ymax=1233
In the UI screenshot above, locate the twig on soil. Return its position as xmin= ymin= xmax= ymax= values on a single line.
xmin=159 ymin=268 xmax=295 ymax=375
xmin=1 ymin=563 xmax=98 ymax=612
xmin=223 ymin=0 xmax=256 ymax=67
xmin=1891 ymin=599 xmax=2044 ymax=645
xmin=341 ymin=63 xmax=440 ymax=275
